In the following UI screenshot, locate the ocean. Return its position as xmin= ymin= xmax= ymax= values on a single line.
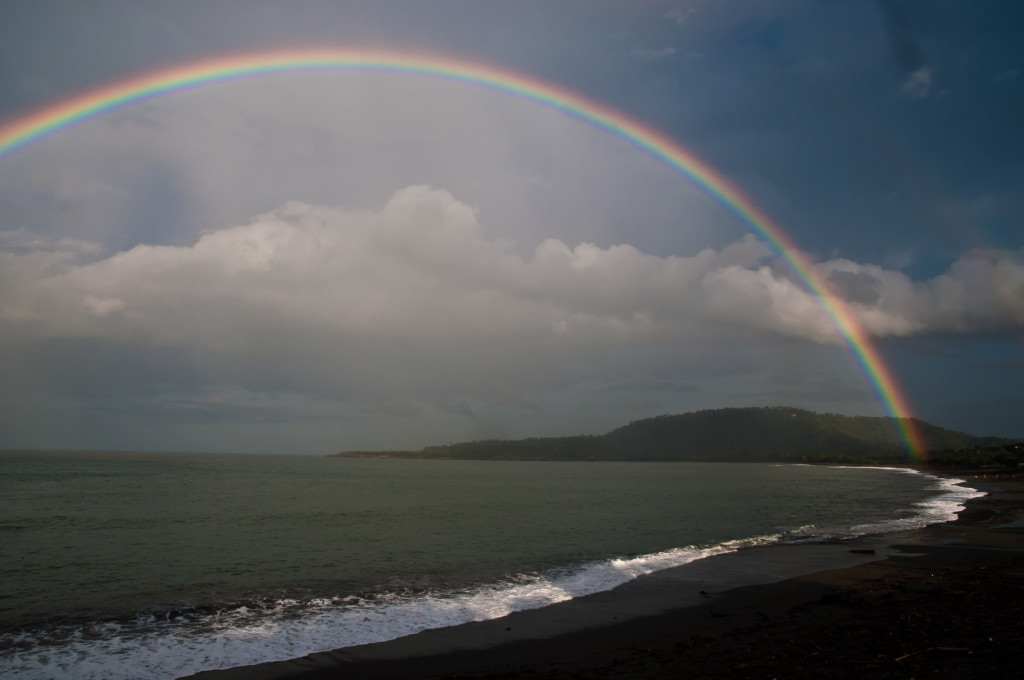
xmin=0 ymin=451 xmax=983 ymax=680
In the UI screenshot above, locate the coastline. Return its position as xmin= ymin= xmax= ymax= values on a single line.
xmin=182 ymin=469 xmax=1024 ymax=679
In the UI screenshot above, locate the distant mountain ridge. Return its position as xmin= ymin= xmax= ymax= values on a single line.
xmin=333 ymin=406 xmax=1018 ymax=465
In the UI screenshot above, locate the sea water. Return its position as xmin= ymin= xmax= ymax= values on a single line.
xmin=0 ymin=451 xmax=982 ymax=679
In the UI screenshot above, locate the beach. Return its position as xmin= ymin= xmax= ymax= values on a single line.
xmin=184 ymin=471 xmax=1024 ymax=680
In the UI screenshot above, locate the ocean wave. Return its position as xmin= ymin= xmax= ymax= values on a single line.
xmin=847 ymin=473 xmax=985 ymax=536
xmin=0 ymin=536 xmax=785 ymax=680
xmin=0 ymin=472 xmax=983 ymax=680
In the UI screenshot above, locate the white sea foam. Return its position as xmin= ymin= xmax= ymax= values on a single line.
xmin=826 ymin=468 xmax=986 ymax=536
xmin=0 ymin=472 xmax=984 ymax=680
xmin=848 ymin=473 xmax=985 ymax=535
xmin=0 ymin=537 xmax=779 ymax=680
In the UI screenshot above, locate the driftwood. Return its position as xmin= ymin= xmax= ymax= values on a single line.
xmin=894 ymin=647 xmax=933 ymax=662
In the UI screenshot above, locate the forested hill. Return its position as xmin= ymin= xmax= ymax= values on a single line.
xmin=333 ymin=406 xmax=1019 ymax=466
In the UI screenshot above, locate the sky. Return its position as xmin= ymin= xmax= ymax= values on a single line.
xmin=0 ymin=0 xmax=1021 ymax=454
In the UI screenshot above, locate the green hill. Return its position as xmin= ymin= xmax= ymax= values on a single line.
xmin=333 ymin=406 xmax=1019 ymax=466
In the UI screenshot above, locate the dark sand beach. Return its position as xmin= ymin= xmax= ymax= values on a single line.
xmin=185 ymin=471 xmax=1024 ymax=679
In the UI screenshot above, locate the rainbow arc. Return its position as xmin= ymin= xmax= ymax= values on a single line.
xmin=0 ymin=48 xmax=926 ymax=458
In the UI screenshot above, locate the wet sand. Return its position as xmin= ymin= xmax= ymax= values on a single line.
xmin=184 ymin=472 xmax=1024 ymax=679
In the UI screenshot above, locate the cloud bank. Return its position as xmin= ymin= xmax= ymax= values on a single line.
xmin=3 ymin=186 xmax=1022 ymax=408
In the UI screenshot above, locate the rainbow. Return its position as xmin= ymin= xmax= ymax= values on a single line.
xmin=0 ymin=48 xmax=925 ymax=458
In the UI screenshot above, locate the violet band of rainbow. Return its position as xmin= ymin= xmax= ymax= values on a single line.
xmin=0 ymin=48 xmax=926 ymax=458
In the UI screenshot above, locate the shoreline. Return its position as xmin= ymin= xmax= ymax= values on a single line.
xmin=183 ymin=469 xmax=1024 ymax=679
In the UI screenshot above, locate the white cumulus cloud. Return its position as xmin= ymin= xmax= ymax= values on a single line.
xmin=900 ymin=65 xmax=933 ymax=99
xmin=2 ymin=186 xmax=1021 ymax=406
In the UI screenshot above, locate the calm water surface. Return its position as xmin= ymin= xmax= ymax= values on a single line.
xmin=0 ymin=451 xmax=981 ymax=679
